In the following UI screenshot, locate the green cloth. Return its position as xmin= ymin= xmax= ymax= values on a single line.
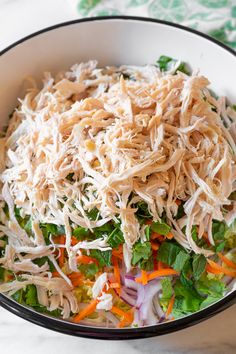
xmin=70 ymin=0 xmax=236 ymax=49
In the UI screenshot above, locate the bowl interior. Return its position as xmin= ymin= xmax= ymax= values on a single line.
xmin=0 ymin=17 xmax=235 ymax=338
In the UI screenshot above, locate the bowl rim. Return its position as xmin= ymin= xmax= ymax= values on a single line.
xmin=0 ymin=15 xmax=235 ymax=340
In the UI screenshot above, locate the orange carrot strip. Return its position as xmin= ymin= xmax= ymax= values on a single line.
xmin=151 ymin=241 xmax=159 ymax=251
xmin=111 ymin=306 xmax=133 ymax=322
xmin=51 ymin=271 xmax=60 ymax=277
xmin=176 ymin=199 xmax=181 ymax=206
xmin=218 ymin=253 xmax=236 ymax=270
xmin=136 ymin=268 xmax=178 ymax=284
xmin=113 ymin=256 xmax=121 ymax=294
xmin=76 ymin=255 xmax=99 ymax=266
xmin=145 ymin=220 xmax=153 ymax=226
xmin=151 ymin=232 xmax=164 ymax=242
xmin=207 ymin=259 xmax=236 ymax=277
xmin=166 ymin=295 xmax=175 ymax=317
xmin=206 ymin=264 xmax=222 ymax=275
xmin=109 ymin=282 xmax=120 ymax=289
xmin=141 ymin=270 xmax=148 ymax=285
xmin=166 ymin=232 xmax=174 ymax=240
xmin=71 ymin=236 xmax=79 ymax=246
xmin=73 ymin=299 xmax=98 ymax=323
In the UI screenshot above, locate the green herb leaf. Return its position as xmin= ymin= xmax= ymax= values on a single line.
xmin=161 ymin=277 xmax=173 ymax=300
xmin=174 ymin=280 xmax=202 ymax=313
xmin=212 ymin=220 xmax=227 ymax=241
xmin=90 ymin=249 xmax=112 ymax=267
xmin=200 ymin=294 xmax=222 ymax=310
xmin=107 ymin=228 xmax=124 ymax=248
xmin=173 ymin=251 xmax=190 ymax=272
xmin=25 ymin=285 xmax=38 ymax=307
xmin=131 ymin=241 xmax=152 ymax=266
xmin=157 ymin=241 xmax=183 ymax=266
xmin=139 ymin=256 xmax=154 ymax=271
xmin=192 ymin=254 xmax=207 ymax=280
xmin=156 ymin=55 xmax=189 ymax=74
xmin=78 ymin=263 xmax=99 ymax=279
xmin=215 ymin=241 xmax=226 ymax=253
xmin=73 ymin=226 xmax=90 ymax=240
xmin=151 ymin=221 xmax=171 ymax=236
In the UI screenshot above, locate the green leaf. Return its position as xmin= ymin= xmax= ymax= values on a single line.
xmin=90 ymin=249 xmax=112 ymax=267
xmin=151 ymin=221 xmax=171 ymax=235
xmin=157 ymin=55 xmax=172 ymax=71
xmin=107 ymin=228 xmax=124 ymax=248
xmin=174 ymin=280 xmax=202 ymax=313
xmin=135 ymin=201 xmax=152 ymax=220
xmin=93 ymin=223 xmax=113 ymax=238
xmin=173 ymin=251 xmax=190 ymax=272
xmin=233 ymin=105 xmax=236 ymax=111
xmin=192 ymin=254 xmax=207 ymax=280
xmin=25 ymin=285 xmax=38 ymax=307
xmin=212 ymin=220 xmax=227 ymax=241
xmin=140 ymin=256 xmax=154 ymax=271
xmin=200 ymin=294 xmax=222 ymax=310
xmin=180 ymin=259 xmax=193 ymax=289
xmin=12 ymin=289 xmax=24 ymax=304
xmin=78 ymin=263 xmax=99 ymax=279
xmin=73 ymin=226 xmax=90 ymax=240
xmin=33 ymin=257 xmax=55 ymax=272
xmin=131 ymin=241 xmax=152 ymax=266
xmin=145 ymin=225 xmax=151 ymax=241
xmin=195 ymin=277 xmax=225 ymax=297
xmin=161 ymin=277 xmax=173 ymax=300
xmin=156 ymin=55 xmax=189 ymax=74
xmin=157 ymin=241 xmax=183 ymax=266
xmin=215 ymin=241 xmax=225 ymax=253
xmin=87 ymin=208 xmax=100 ymax=221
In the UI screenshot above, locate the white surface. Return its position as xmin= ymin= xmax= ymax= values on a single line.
xmin=0 ymin=1 xmax=236 ymax=354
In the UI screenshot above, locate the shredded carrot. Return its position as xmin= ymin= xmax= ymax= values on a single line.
xmin=151 ymin=241 xmax=159 ymax=251
xmin=76 ymin=254 xmax=99 ymax=266
xmin=112 ymin=256 xmax=121 ymax=295
xmin=145 ymin=220 xmax=153 ymax=225
xmin=136 ymin=268 xmax=178 ymax=283
xmin=111 ymin=306 xmax=133 ymax=323
xmin=207 ymin=259 xmax=236 ymax=277
xmin=141 ymin=270 xmax=148 ymax=285
xmin=166 ymin=295 xmax=175 ymax=317
xmin=176 ymin=199 xmax=181 ymax=206
xmin=68 ymin=272 xmax=83 ymax=287
xmin=206 ymin=264 xmax=222 ymax=275
xmin=71 ymin=236 xmax=79 ymax=246
xmin=73 ymin=299 xmax=98 ymax=323
xmin=53 ymin=235 xmax=66 ymax=267
xmin=51 ymin=271 xmax=60 ymax=277
xmin=151 ymin=232 xmax=164 ymax=242
xmin=166 ymin=232 xmax=174 ymax=240
xmin=117 ymin=309 xmax=134 ymax=328
xmin=218 ymin=253 xmax=236 ymax=270
xmin=112 ymin=245 xmax=123 ymax=260
xmin=109 ymin=282 xmax=120 ymax=289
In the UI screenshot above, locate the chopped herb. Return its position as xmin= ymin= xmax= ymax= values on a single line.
xmin=87 ymin=208 xmax=100 ymax=221
xmin=173 ymin=251 xmax=190 ymax=272
xmin=151 ymin=221 xmax=171 ymax=236
xmin=25 ymin=284 xmax=38 ymax=307
xmin=157 ymin=241 xmax=186 ymax=268
xmin=107 ymin=228 xmax=124 ymax=248
xmin=66 ymin=173 xmax=74 ymax=181
xmin=73 ymin=226 xmax=90 ymax=240
xmin=78 ymin=263 xmax=99 ymax=279
xmin=156 ymin=55 xmax=189 ymax=75
xmin=192 ymin=254 xmax=207 ymax=280
xmin=0 ymin=266 xmax=5 ymax=281
xmin=131 ymin=241 xmax=152 ymax=266
xmin=90 ymin=249 xmax=112 ymax=267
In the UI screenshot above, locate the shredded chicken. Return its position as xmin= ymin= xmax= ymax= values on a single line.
xmin=0 ymin=60 xmax=235 ymax=318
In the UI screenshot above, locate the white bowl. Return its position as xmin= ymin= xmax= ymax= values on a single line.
xmin=0 ymin=16 xmax=235 ymax=339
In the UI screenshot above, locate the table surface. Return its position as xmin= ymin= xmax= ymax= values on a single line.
xmin=0 ymin=1 xmax=235 ymax=353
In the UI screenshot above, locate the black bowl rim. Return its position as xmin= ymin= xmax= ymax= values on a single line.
xmin=0 ymin=15 xmax=235 ymax=340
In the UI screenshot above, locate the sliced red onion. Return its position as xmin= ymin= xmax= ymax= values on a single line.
xmin=137 ymin=281 xmax=162 ymax=325
xmin=120 ymin=290 xmax=137 ymax=307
